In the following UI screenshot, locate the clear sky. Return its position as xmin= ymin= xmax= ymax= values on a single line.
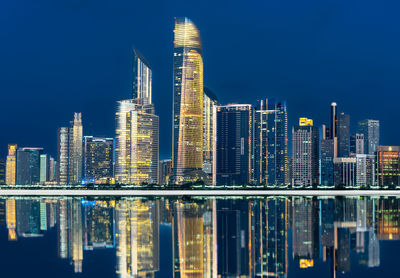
xmin=1 ymin=0 xmax=399 ymax=159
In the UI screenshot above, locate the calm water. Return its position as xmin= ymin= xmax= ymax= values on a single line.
xmin=0 ymin=196 xmax=399 ymax=277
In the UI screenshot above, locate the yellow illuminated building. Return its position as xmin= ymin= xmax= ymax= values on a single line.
xmin=69 ymin=113 xmax=83 ymax=184
xmin=6 ymin=144 xmax=17 ymax=185
xmin=172 ymin=17 xmax=204 ymax=183
xmin=299 ymin=117 xmax=314 ymax=127
xmin=6 ymin=199 xmax=17 ymax=241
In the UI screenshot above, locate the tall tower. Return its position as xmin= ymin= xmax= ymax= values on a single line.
xmin=57 ymin=127 xmax=69 ymax=184
xmin=358 ymin=119 xmax=380 ymax=155
xmin=330 ymin=102 xmax=337 ymax=139
xmin=5 ymin=144 xmax=17 ymax=185
xmin=203 ymin=87 xmax=218 ymax=176
xmin=132 ymin=48 xmax=152 ymax=104
xmin=337 ymin=112 xmax=350 ymax=157
xmin=172 ymin=17 xmax=204 ymax=184
xmin=69 ymin=113 xmax=83 ymax=184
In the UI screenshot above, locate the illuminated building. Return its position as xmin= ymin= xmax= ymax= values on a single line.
xmin=172 ymin=17 xmax=204 ymax=184
xmin=337 ymin=112 xmax=350 ymax=158
xmin=83 ymin=136 xmax=114 ymax=183
xmin=350 ymin=133 xmax=364 ymax=155
xmin=115 ymin=49 xmax=159 ymax=185
xmin=254 ymin=99 xmax=288 ymax=186
xmin=133 ymin=48 xmax=152 ymax=104
xmin=376 ymin=198 xmax=400 ymax=240
xmin=292 ymin=198 xmax=314 ymax=263
xmin=115 ymin=99 xmax=159 ymax=185
xmin=214 ymin=104 xmax=253 ymax=185
xmin=376 ymin=146 xmax=400 ymax=187
xmin=0 ymin=158 xmax=5 ymax=184
xmin=358 ymin=119 xmax=380 ymax=155
xmin=6 ymin=144 xmax=17 ymax=185
xmin=203 ymin=87 xmax=218 ymax=176
xmin=292 ymin=118 xmax=319 ymax=187
xmin=333 ymin=157 xmax=356 ymax=187
xmin=115 ymin=199 xmax=160 ymax=277
xmin=16 ymin=147 xmax=43 ymax=185
xmin=70 ymin=198 xmax=83 ymax=272
xmin=6 ymin=199 xmax=17 ymax=241
xmin=49 ymin=156 xmax=56 ymax=182
xmin=159 ymin=159 xmax=172 ymax=185
xmin=57 ymin=127 xmax=69 ymax=184
xmin=69 ymin=112 xmax=83 ymax=185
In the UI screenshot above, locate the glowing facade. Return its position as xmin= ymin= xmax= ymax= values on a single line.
xmin=203 ymin=87 xmax=218 ymax=175
xmin=57 ymin=127 xmax=69 ymax=184
xmin=5 ymin=144 xmax=17 ymax=185
xmin=69 ymin=113 xmax=83 ymax=185
xmin=376 ymin=146 xmax=400 ymax=187
xmin=133 ymin=48 xmax=152 ymax=104
xmin=172 ymin=17 xmax=204 ymax=183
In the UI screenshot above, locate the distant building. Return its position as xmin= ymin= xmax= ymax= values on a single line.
xmin=214 ymin=104 xmax=253 ymax=185
xmin=39 ymin=154 xmax=48 ymax=184
xmin=6 ymin=144 xmax=17 ymax=185
xmin=376 ymin=146 xmax=400 ymax=187
xmin=337 ymin=112 xmax=350 ymax=157
xmin=254 ymin=99 xmax=288 ymax=186
xmin=334 ymin=157 xmax=356 ymax=187
xmin=320 ymin=138 xmax=336 ymax=186
xmin=358 ymin=120 xmax=380 ymax=155
xmin=16 ymin=148 xmax=43 ymax=185
xmin=0 ymin=158 xmax=5 ymax=184
xmin=330 ymin=102 xmax=337 ymax=139
xmin=158 ymin=159 xmax=172 ymax=185
xmin=203 ymin=87 xmax=218 ymax=176
xmin=292 ymin=118 xmax=319 ymax=187
xmin=69 ymin=112 xmax=83 ymax=185
xmin=57 ymin=127 xmax=69 ymax=184
xmin=350 ymin=133 xmax=365 ymax=155
xmin=83 ymin=136 xmax=114 ymax=183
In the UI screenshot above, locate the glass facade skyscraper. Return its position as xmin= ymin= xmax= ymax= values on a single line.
xmin=337 ymin=112 xmax=350 ymax=158
xmin=358 ymin=119 xmax=380 ymax=155
xmin=69 ymin=113 xmax=83 ymax=185
xmin=16 ymin=147 xmax=43 ymax=185
xmin=172 ymin=17 xmax=204 ymax=184
xmin=254 ymin=99 xmax=288 ymax=186
xmin=83 ymin=136 xmax=114 ymax=183
xmin=132 ymin=48 xmax=152 ymax=104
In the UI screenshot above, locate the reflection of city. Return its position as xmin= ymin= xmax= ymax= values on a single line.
xmin=0 ymin=196 xmax=399 ymax=277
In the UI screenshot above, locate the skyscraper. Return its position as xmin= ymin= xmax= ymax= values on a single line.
xmin=376 ymin=146 xmax=400 ymax=187
xmin=172 ymin=17 xmax=204 ymax=184
xmin=115 ymin=49 xmax=159 ymax=185
xmin=40 ymin=154 xmax=48 ymax=184
xmin=57 ymin=127 xmax=69 ymax=184
xmin=214 ymin=104 xmax=253 ymax=185
xmin=69 ymin=112 xmax=83 ymax=185
xmin=350 ymin=133 xmax=365 ymax=155
xmin=292 ymin=118 xmax=319 ymax=187
xmin=16 ymin=147 xmax=43 ymax=185
xmin=358 ymin=120 xmax=380 ymax=155
xmin=320 ymin=138 xmax=336 ymax=186
xmin=330 ymin=102 xmax=337 ymax=139
xmin=254 ymin=99 xmax=288 ymax=186
xmin=83 ymin=136 xmax=114 ymax=183
xmin=6 ymin=144 xmax=17 ymax=185
xmin=0 ymin=158 xmax=5 ymax=184
xmin=333 ymin=157 xmax=357 ymax=187
xmin=337 ymin=112 xmax=350 ymax=157
xmin=158 ymin=159 xmax=172 ymax=185
xmin=203 ymin=87 xmax=218 ymax=176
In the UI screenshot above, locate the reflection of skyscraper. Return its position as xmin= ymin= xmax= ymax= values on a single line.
xmin=116 ymin=199 xmax=160 ymax=277
xmin=172 ymin=17 xmax=204 ymax=184
xmin=6 ymin=199 xmax=17 ymax=241
xmin=292 ymin=198 xmax=314 ymax=264
xmin=376 ymin=198 xmax=400 ymax=240
xmin=57 ymin=198 xmax=69 ymax=259
xmin=16 ymin=199 xmax=43 ymax=237
xmin=70 ymin=198 xmax=83 ymax=273
xmin=69 ymin=113 xmax=83 ymax=185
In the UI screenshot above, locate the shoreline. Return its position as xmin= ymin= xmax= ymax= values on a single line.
xmin=0 ymin=189 xmax=399 ymax=196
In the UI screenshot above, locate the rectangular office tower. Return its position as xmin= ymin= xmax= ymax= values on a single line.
xmin=376 ymin=146 xmax=400 ymax=187
xmin=83 ymin=136 xmax=114 ymax=183
xmin=203 ymin=87 xmax=218 ymax=176
xmin=350 ymin=133 xmax=365 ymax=155
xmin=254 ymin=99 xmax=288 ymax=186
xmin=358 ymin=120 xmax=380 ymax=155
xmin=333 ymin=157 xmax=357 ymax=187
xmin=213 ymin=104 xmax=253 ymax=185
xmin=320 ymin=138 xmax=337 ymax=186
xmin=172 ymin=17 xmax=204 ymax=184
xmin=69 ymin=113 xmax=83 ymax=185
xmin=337 ymin=112 xmax=350 ymax=157
xmin=16 ymin=147 xmax=43 ymax=185
xmin=292 ymin=118 xmax=319 ymax=187
xmin=6 ymin=144 xmax=17 ymax=185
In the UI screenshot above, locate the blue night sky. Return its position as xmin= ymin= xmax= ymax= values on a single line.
xmin=1 ymin=0 xmax=400 ymax=159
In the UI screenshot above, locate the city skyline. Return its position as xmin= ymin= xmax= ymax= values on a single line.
xmin=2 ymin=0 xmax=400 ymax=160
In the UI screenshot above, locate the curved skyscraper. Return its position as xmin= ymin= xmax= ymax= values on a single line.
xmin=172 ymin=17 xmax=204 ymax=184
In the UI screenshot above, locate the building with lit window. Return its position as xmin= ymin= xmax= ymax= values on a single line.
xmin=350 ymin=133 xmax=364 ymax=155
xmin=132 ymin=48 xmax=152 ymax=104
xmin=333 ymin=157 xmax=356 ymax=187
xmin=6 ymin=144 xmax=17 ymax=185
xmin=158 ymin=159 xmax=172 ymax=185
xmin=172 ymin=17 xmax=204 ymax=184
xmin=0 ymin=158 xmax=5 ymax=184
xmin=254 ymin=99 xmax=288 ymax=186
xmin=358 ymin=120 xmax=380 ymax=155
xmin=40 ymin=154 xmax=48 ymax=184
xmin=292 ymin=118 xmax=319 ymax=187
xmin=69 ymin=112 xmax=83 ymax=185
xmin=214 ymin=104 xmax=253 ymax=185
xmin=57 ymin=127 xmax=69 ymax=184
xmin=16 ymin=147 xmax=43 ymax=185
xmin=376 ymin=146 xmax=400 ymax=187
xmin=203 ymin=87 xmax=218 ymax=176
xmin=83 ymin=136 xmax=114 ymax=183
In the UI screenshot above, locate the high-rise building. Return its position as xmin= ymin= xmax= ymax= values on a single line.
xmin=83 ymin=136 xmax=114 ymax=183
xmin=214 ymin=104 xmax=253 ymax=185
xmin=158 ymin=159 xmax=172 ymax=185
xmin=49 ymin=156 xmax=56 ymax=182
xmin=337 ymin=112 xmax=350 ymax=158
xmin=16 ymin=147 xmax=43 ymax=185
xmin=57 ymin=127 xmax=69 ymax=184
xmin=350 ymin=133 xmax=365 ymax=155
xmin=254 ymin=99 xmax=288 ymax=186
xmin=330 ymin=102 xmax=337 ymax=139
xmin=172 ymin=17 xmax=204 ymax=184
xmin=358 ymin=120 xmax=380 ymax=155
xmin=376 ymin=146 xmax=400 ymax=187
xmin=0 ymin=158 xmax=5 ymax=184
xmin=320 ymin=138 xmax=336 ymax=186
xmin=203 ymin=87 xmax=218 ymax=175
xmin=355 ymin=154 xmax=375 ymax=186
xmin=69 ymin=113 xmax=83 ymax=185
xmin=292 ymin=118 xmax=319 ymax=187
xmin=40 ymin=154 xmax=48 ymax=184
xmin=132 ymin=48 xmax=152 ymax=104
xmin=334 ymin=157 xmax=356 ymax=187
xmin=6 ymin=144 xmax=17 ymax=185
